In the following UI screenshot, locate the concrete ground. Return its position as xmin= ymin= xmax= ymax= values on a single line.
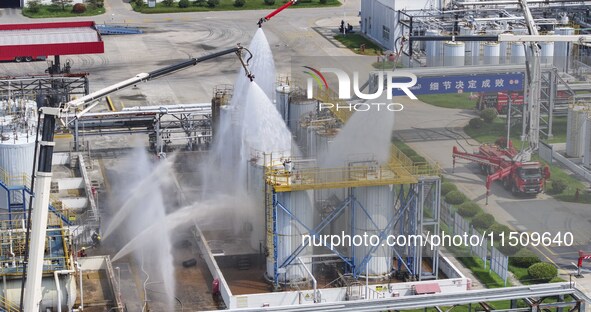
xmin=2 ymin=0 xmax=591 ymax=309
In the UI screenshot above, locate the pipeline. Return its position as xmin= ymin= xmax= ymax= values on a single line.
xmin=258 ymin=0 xmax=297 ymax=27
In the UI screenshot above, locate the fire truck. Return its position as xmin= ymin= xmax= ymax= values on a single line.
xmin=452 ymin=140 xmax=550 ymax=201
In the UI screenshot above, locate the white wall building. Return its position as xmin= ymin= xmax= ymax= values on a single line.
xmin=360 ymin=0 xmax=443 ymax=51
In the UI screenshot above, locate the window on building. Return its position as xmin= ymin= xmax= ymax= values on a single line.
xmin=383 ymin=26 xmax=390 ymax=40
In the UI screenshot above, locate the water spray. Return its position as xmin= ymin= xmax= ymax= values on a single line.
xmin=257 ymin=0 xmax=298 ymax=27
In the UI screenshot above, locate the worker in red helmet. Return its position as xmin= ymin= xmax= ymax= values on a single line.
xmin=78 ymin=247 xmax=87 ymax=258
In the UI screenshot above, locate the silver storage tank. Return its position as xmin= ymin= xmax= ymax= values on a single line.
xmin=510 ymin=42 xmax=526 ymax=64
xmin=425 ymin=29 xmax=443 ymax=67
xmin=554 ymin=27 xmax=574 ymax=72
xmin=443 ymin=41 xmax=465 ymax=67
xmin=352 ymin=185 xmax=394 ymax=277
xmin=483 ymin=42 xmax=500 ymax=65
xmin=584 ymin=115 xmax=591 ymax=168
xmin=566 ymin=105 xmax=589 ymax=157
xmin=267 ymin=190 xmax=314 ymax=283
xmin=540 ymin=41 xmax=554 ymax=64
xmin=275 ymin=85 xmax=291 ymax=123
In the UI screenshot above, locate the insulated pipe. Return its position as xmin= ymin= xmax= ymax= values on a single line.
xmin=54 ymin=269 xmax=75 ymax=312
xmin=298 ymin=257 xmax=317 ymax=303
xmin=411 ymin=35 xmax=499 ymax=41
xmin=77 ymin=262 xmax=84 ymax=311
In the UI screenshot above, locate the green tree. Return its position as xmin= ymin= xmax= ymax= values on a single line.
xmin=162 ymin=0 xmax=175 ymax=6
xmin=206 ymin=0 xmax=219 ymax=7
xmin=52 ymin=0 xmax=73 ymax=11
xmin=528 ymin=262 xmax=558 ymax=282
xmin=471 ymin=212 xmax=495 ymax=231
xmin=480 ymin=108 xmax=498 ymax=123
xmin=27 ymin=0 xmax=42 ymax=13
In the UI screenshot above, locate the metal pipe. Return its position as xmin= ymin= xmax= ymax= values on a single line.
xmin=77 ymin=261 xmax=84 ymax=311
xmin=458 ymin=0 xmax=587 ymax=4
xmin=411 ymin=35 xmax=499 ymax=41
xmin=298 ymin=257 xmax=317 ymax=303
xmin=54 ymin=269 xmax=75 ymax=312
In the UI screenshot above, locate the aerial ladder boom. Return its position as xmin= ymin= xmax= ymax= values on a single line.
xmin=258 ymin=0 xmax=297 ymax=27
xmin=21 ymin=45 xmax=254 ymax=312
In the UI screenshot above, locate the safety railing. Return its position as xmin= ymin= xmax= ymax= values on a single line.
xmin=0 ymin=167 xmax=30 ymax=188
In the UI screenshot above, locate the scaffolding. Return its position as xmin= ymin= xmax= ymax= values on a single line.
xmin=262 ymin=151 xmax=441 ymax=288
xmin=0 ymin=170 xmax=73 ymax=278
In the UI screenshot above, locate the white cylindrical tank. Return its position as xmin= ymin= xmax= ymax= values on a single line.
xmin=566 ymin=105 xmax=589 ymax=157
xmin=0 ymin=99 xmax=37 ymax=187
xmin=554 ymin=27 xmax=574 ymax=72
xmin=246 ymin=158 xmax=267 ymax=251
xmin=483 ymin=42 xmax=500 ymax=65
xmin=288 ymin=99 xmax=316 ymax=136
xmin=275 ymin=85 xmax=291 ymax=123
xmin=306 ymin=126 xmax=335 ymax=158
xmin=4 ymin=275 xmax=76 ymax=311
xmin=353 ymin=185 xmax=394 ymax=277
xmin=510 ymin=42 xmax=526 ymax=64
xmin=425 ymin=29 xmax=443 ymax=67
xmin=583 ymin=115 xmax=591 ymax=168
xmin=540 ymin=42 xmax=554 ymax=64
xmin=443 ymin=41 xmax=465 ymax=67
xmin=266 ymin=190 xmax=314 ymax=283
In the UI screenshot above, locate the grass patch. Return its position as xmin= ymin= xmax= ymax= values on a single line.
xmin=372 ymin=60 xmax=402 ymax=70
xmin=23 ymin=5 xmax=105 ymax=18
xmin=334 ymin=33 xmax=383 ymax=56
xmin=392 ymin=137 xmax=427 ymax=163
xmin=418 ymin=93 xmax=479 ymax=110
xmin=133 ymin=0 xmax=340 ymax=13
xmin=464 ymin=117 xmax=568 ymax=144
xmin=449 ymin=245 xmax=509 ymax=288
xmin=537 ymin=157 xmax=591 ymax=204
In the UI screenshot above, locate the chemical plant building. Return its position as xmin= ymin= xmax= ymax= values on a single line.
xmin=0 ymin=0 xmax=589 ymax=311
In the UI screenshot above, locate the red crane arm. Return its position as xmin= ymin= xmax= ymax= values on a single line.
xmin=265 ymin=0 xmax=296 ymax=19
xmin=485 ymin=165 xmax=513 ymax=190
xmin=258 ymin=0 xmax=297 ymax=27
xmin=452 ymin=146 xmax=502 ymax=168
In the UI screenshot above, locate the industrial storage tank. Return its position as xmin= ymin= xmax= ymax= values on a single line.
xmin=246 ymin=155 xmax=268 ymax=251
xmin=460 ymin=27 xmax=477 ymax=65
xmin=0 ymin=99 xmax=37 ymax=185
xmin=275 ymin=84 xmax=291 ymax=123
xmin=540 ymin=41 xmax=554 ymax=64
xmin=483 ymin=42 xmax=500 ymax=65
xmin=287 ymin=98 xmax=316 ymax=137
xmin=268 ymin=190 xmax=314 ymax=283
xmin=510 ymin=42 xmax=526 ymax=64
xmin=584 ymin=115 xmax=591 ymax=168
xmin=443 ymin=41 xmax=465 ymax=67
xmin=425 ymin=29 xmax=443 ymax=67
xmin=353 ymin=185 xmax=394 ymax=277
xmin=298 ymin=110 xmax=339 ymax=158
xmin=554 ymin=27 xmax=574 ymax=72
xmin=499 ymin=41 xmax=508 ymax=64
xmin=566 ymin=105 xmax=589 ymax=157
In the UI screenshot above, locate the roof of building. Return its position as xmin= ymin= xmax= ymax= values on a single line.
xmin=0 ymin=27 xmax=99 ymax=46
xmin=0 ymin=21 xmax=104 ymax=59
